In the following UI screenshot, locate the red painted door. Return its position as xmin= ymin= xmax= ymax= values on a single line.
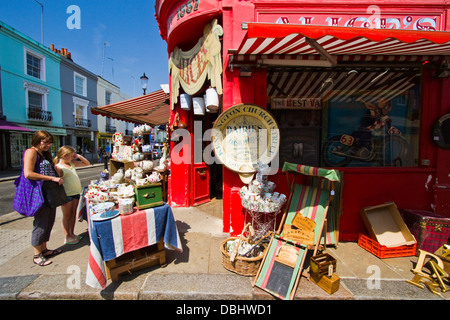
xmin=192 ymin=163 xmax=210 ymax=206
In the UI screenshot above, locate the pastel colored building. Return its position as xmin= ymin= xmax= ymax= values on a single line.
xmin=0 ymin=20 xmax=64 ymax=169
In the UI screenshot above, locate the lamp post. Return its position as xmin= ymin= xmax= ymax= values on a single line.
xmin=140 ymin=73 xmax=149 ymax=95
xmin=32 ymin=0 xmax=44 ymax=44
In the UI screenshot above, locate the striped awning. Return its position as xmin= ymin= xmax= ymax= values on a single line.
xmin=267 ymin=67 xmax=420 ymax=103
xmin=91 ymin=89 xmax=170 ymax=126
xmin=234 ymin=23 xmax=450 ymax=64
xmin=0 ymin=119 xmax=33 ymax=132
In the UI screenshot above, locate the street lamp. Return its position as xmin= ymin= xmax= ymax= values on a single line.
xmin=140 ymin=73 xmax=149 ymax=95
xmin=32 ymin=0 xmax=44 ymax=44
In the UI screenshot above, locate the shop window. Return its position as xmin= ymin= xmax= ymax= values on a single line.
xmin=268 ymin=67 xmax=421 ymax=168
xmin=10 ymin=133 xmax=32 ymax=168
xmin=10 ymin=133 xmax=60 ymax=168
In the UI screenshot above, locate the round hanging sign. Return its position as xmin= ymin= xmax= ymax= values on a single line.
xmin=211 ymin=104 xmax=280 ymax=182
xmin=432 ymin=113 xmax=450 ymax=149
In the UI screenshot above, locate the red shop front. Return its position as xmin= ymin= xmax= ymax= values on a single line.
xmin=155 ymin=0 xmax=450 ymax=241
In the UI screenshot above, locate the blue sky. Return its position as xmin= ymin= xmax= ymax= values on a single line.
xmin=0 ymin=0 xmax=169 ymax=98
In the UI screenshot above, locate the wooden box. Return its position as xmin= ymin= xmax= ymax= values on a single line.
xmin=110 ymin=159 xmax=134 ymax=176
xmin=105 ymin=240 xmax=166 ymax=282
xmin=134 ymin=182 xmax=164 ymax=209
xmin=310 ymin=271 xmax=340 ymax=295
xmin=310 ymin=253 xmax=337 ymax=276
xmin=360 ymin=202 xmax=416 ymax=248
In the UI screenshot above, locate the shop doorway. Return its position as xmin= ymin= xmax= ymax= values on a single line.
xmin=191 ymin=110 xmax=222 ymax=206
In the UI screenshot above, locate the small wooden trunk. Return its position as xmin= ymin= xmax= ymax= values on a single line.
xmin=134 ymin=182 xmax=164 ymax=209
xmin=400 ymin=209 xmax=450 ymax=254
xmin=310 ymin=253 xmax=336 ymax=276
xmin=310 ymin=271 xmax=340 ymax=295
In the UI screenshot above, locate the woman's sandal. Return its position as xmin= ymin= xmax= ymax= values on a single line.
xmin=33 ymin=253 xmax=52 ymax=266
xmin=42 ymin=248 xmax=62 ymax=257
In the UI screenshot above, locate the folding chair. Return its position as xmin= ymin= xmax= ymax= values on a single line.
xmin=253 ymin=162 xmax=341 ymax=300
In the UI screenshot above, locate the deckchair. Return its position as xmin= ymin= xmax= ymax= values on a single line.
xmin=281 ymin=162 xmax=342 ymax=249
xmin=253 ymin=163 xmax=341 ymax=300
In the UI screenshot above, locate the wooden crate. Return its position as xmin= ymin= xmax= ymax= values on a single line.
xmin=110 ymin=159 xmax=134 ymax=176
xmin=105 ymin=240 xmax=166 ymax=282
xmin=310 ymin=271 xmax=340 ymax=295
xmin=310 ymin=253 xmax=336 ymax=276
xmin=134 ymin=182 xmax=164 ymax=209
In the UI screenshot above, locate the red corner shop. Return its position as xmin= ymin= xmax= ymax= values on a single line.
xmin=155 ymin=0 xmax=450 ymax=241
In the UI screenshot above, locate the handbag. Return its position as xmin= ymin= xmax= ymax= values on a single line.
xmin=13 ymin=151 xmax=44 ymax=217
xmin=42 ymin=180 xmax=70 ymax=208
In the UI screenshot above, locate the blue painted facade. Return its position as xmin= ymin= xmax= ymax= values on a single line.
xmin=0 ymin=21 xmax=63 ymax=128
xmin=58 ymin=49 xmax=99 ymax=161
xmin=0 ymin=20 xmax=64 ymax=168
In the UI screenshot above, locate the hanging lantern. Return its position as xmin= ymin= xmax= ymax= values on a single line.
xmin=193 ymin=97 xmax=206 ymax=115
xmin=205 ymin=87 xmax=219 ymax=112
xmin=180 ymin=93 xmax=192 ymax=110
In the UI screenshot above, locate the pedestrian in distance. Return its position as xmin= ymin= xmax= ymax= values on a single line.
xmin=103 ymin=144 xmax=110 ymax=170
xmin=55 ymin=145 xmax=91 ymax=245
xmin=23 ymin=130 xmax=64 ymax=266
xmin=98 ymin=146 xmax=103 ymax=163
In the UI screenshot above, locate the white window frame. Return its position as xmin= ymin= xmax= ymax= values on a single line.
xmin=74 ymin=72 xmax=87 ymax=96
xmin=24 ymin=47 xmax=46 ymax=81
xmin=23 ymin=80 xmax=49 ymax=111
xmin=73 ymin=96 xmax=89 ymax=119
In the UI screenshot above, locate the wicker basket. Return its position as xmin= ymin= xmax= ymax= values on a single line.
xmin=220 ymin=237 xmax=264 ymax=276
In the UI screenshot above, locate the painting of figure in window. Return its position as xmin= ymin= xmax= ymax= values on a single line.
xmin=322 ymin=81 xmax=420 ymax=168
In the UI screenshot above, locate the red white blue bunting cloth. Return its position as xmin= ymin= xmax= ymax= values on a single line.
xmin=85 ymin=202 xmax=182 ymax=289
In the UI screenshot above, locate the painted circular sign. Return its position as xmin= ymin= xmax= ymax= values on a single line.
xmin=432 ymin=113 xmax=450 ymax=149
xmin=211 ymin=104 xmax=280 ymax=175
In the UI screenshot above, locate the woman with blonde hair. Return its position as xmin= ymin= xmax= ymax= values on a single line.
xmin=55 ymin=145 xmax=90 ymax=244
xmin=22 ymin=131 xmax=64 ymax=266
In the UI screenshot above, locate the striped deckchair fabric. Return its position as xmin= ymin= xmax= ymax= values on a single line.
xmin=253 ymin=236 xmax=307 ymax=300
xmin=305 ymin=172 xmax=343 ymax=246
xmin=282 ymin=162 xmax=340 ymax=182
xmin=254 ymin=185 xmax=328 ymax=300
xmin=282 ymin=184 xmax=330 ymax=246
xmin=282 ymin=162 xmax=342 ymax=246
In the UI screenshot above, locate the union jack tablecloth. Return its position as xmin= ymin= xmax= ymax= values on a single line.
xmin=85 ymin=202 xmax=182 ymax=289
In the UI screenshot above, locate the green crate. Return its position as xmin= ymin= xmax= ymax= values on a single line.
xmin=134 ymin=182 xmax=164 ymax=209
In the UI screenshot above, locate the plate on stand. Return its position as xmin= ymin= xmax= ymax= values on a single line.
xmin=91 ymin=209 xmax=120 ymax=221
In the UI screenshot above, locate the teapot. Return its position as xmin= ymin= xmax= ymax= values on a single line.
xmin=148 ymin=171 xmax=161 ymax=183
xmin=135 ymin=177 xmax=148 ymax=186
xmin=125 ymin=168 xmax=133 ymax=179
xmin=112 ymin=168 xmax=124 ymax=183
xmin=131 ymin=167 xmax=144 ymax=180
xmin=133 ymin=152 xmax=144 ymax=161
xmin=142 ymin=160 xmax=154 ymax=172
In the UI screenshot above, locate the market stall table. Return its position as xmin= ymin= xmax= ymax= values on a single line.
xmin=85 ymin=202 xmax=182 ymax=289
